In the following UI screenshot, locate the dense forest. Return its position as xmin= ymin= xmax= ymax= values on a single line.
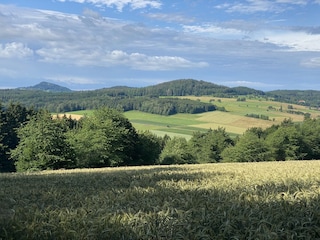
xmin=1 ymin=79 xmax=320 ymax=114
xmin=268 ymin=90 xmax=320 ymax=107
xmin=1 ymin=103 xmax=320 ymax=172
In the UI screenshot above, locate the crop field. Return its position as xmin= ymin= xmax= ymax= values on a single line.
xmin=62 ymin=97 xmax=320 ymax=138
xmin=179 ymin=96 xmax=319 ymax=124
xmin=1 ymin=161 xmax=320 ymax=239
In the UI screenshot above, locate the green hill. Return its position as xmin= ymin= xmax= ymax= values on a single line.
xmin=131 ymin=79 xmax=264 ymax=97
xmin=18 ymin=81 xmax=72 ymax=92
xmin=1 ymin=79 xmax=320 ymax=113
xmin=267 ymin=89 xmax=320 ymax=107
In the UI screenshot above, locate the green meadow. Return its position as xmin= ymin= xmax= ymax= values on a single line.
xmin=63 ymin=96 xmax=320 ymax=138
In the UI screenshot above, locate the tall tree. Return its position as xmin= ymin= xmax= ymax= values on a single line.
xmin=0 ymin=103 xmax=6 ymax=171
xmin=265 ymin=125 xmax=303 ymax=161
xmin=0 ymin=103 xmax=35 ymax=172
xmin=299 ymin=118 xmax=320 ymax=160
xmin=11 ymin=110 xmax=75 ymax=171
xmin=136 ymin=131 xmax=166 ymax=165
xmin=222 ymin=131 xmax=270 ymax=162
xmin=188 ymin=128 xmax=233 ymax=163
xmin=159 ymin=137 xmax=196 ymax=165
xmin=67 ymin=108 xmax=140 ymax=167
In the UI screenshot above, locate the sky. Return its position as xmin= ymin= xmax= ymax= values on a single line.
xmin=0 ymin=0 xmax=320 ymax=91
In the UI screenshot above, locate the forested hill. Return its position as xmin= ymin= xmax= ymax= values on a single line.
xmin=1 ymin=79 xmax=320 ymax=113
xmin=0 ymin=79 xmax=261 ymax=113
xmin=132 ymin=79 xmax=264 ymax=97
xmin=140 ymin=79 xmax=228 ymax=96
xmin=267 ymin=90 xmax=320 ymax=107
xmin=17 ymin=81 xmax=72 ymax=92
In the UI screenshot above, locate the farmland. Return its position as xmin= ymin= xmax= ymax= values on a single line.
xmin=1 ymin=161 xmax=320 ymax=239
xmin=63 ymin=96 xmax=320 ymax=139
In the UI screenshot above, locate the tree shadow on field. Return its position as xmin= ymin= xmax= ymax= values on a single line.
xmin=1 ymin=167 xmax=320 ymax=239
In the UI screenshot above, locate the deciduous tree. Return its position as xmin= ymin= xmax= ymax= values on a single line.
xmin=11 ymin=110 xmax=75 ymax=171
xmin=67 ymin=108 xmax=139 ymax=167
xmin=222 ymin=131 xmax=270 ymax=162
xmin=159 ymin=137 xmax=196 ymax=164
xmin=188 ymin=128 xmax=233 ymax=163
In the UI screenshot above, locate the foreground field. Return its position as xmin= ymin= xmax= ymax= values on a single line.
xmin=1 ymin=161 xmax=320 ymax=239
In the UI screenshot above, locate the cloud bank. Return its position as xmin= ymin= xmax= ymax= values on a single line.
xmin=215 ymin=0 xmax=317 ymax=14
xmin=0 ymin=42 xmax=33 ymax=59
xmin=57 ymin=0 xmax=162 ymax=11
xmin=0 ymin=4 xmax=206 ymax=71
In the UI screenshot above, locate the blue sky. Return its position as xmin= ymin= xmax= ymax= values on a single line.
xmin=0 ymin=0 xmax=319 ymax=91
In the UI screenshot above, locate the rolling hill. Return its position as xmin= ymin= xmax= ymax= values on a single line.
xmin=1 ymin=79 xmax=320 ymax=113
xmin=17 ymin=81 xmax=72 ymax=92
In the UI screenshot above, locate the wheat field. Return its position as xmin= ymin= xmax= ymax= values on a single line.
xmin=1 ymin=161 xmax=319 ymax=239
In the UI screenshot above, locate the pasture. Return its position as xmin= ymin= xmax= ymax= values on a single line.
xmin=1 ymin=161 xmax=320 ymax=239
xmin=62 ymin=96 xmax=320 ymax=138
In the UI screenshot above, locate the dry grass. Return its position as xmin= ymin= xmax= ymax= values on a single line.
xmin=55 ymin=114 xmax=84 ymax=120
xmin=1 ymin=161 xmax=320 ymax=239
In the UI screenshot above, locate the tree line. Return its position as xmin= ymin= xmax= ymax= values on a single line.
xmin=0 ymin=91 xmax=217 ymax=115
xmin=2 ymin=79 xmax=320 ymax=114
xmin=268 ymin=90 xmax=320 ymax=107
xmin=1 ymin=103 xmax=320 ymax=172
xmin=0 ymin=79 xmax=265 ymax=114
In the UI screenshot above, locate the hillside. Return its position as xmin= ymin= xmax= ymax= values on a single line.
xmin=1 ymin=79 xmax=320 ymax=113
xmin=267 ymin=89 xmax=320 ymax=107
xmin=140 ymin=79 xmax=229 ymax=96
xmin=18 ymin=81 xmax=72 ymax=92
xmin=0 ymin=79 xmax=258 ymax=113
xmin=135 ymin=79 xmax=264 ymax=97
xmin=66 ymin=94 xmax=320 ymax=139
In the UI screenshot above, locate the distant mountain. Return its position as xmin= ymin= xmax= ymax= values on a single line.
xmin=18 ymin=81 xmax=72 ymax=92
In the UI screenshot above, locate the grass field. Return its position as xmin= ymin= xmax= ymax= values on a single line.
xmin=61 ymin=96 xmax=320 ymax=139
xmin=1 ymin=161 xmax=320 ymax=239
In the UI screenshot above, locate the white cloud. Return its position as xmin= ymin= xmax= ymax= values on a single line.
xmin=57 ymin=0 xmax=162 ymax=11
xmin=0 ymin=42 xmax=33 ymax=58
xmin=255 ymin=29 xmax=320 ymax=52
xmin=0 ymin=4 xmax=208 ymax=70
xmin=183 ymin=24 xmax=246 ymax=39
xmin=216 ymin=0 xmax=308 ymax=14
xmin=146 ymin=13 xmax=195 ymax=23
xmin=37 ymin=48 xmax=208 ymax=70
xmin=127 ymin=53 xmax=209 ymax=70
xmin=183 ymin=21 xmax=320 ymax=53
xmin=82 ymin=8 xmax=101 ymax=18
xmin=301 ymin=57 xmax=320 ymax=67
